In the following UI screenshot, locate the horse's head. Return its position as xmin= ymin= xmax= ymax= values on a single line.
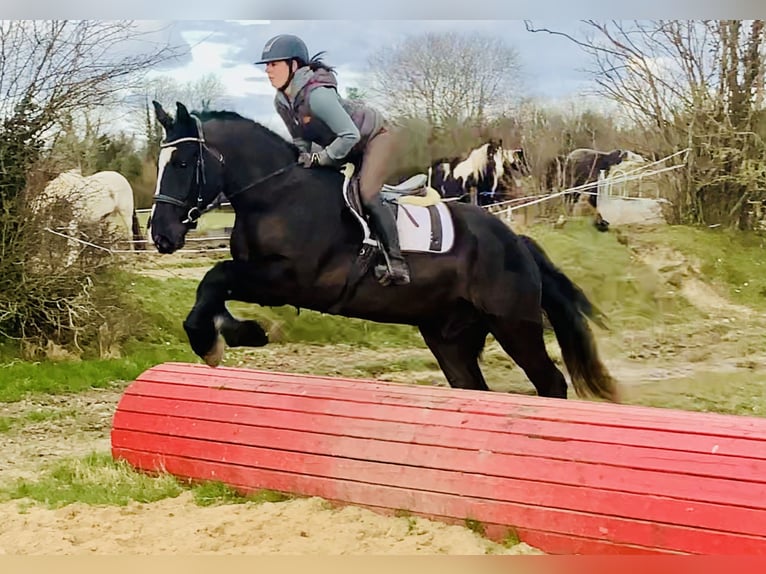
xmin=482 ymin=138 xmax=505 ymax=191
xmin=149 ymin=100 xmax=225 ymax=254
xmin=605 ymin=149 xmax=627 ymax=167
xmin=620 ymin=150 xmax=647 ymax=164
xmin=504 ymin=148 xmax=531 ymax=177
xmin=486 ymin=138 xmax=504 ymax=174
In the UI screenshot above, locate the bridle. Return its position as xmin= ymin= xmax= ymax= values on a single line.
xmin=155 ymin=113 xmax=297 ymax=226
xmin=156 ymin=114 xmax=224 ymax=226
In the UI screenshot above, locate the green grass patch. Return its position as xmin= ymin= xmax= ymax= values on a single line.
xmin=625 ymin=225 xmax=766 ymax=312
xmin=464 ymin=518 xmax=486 ymax=537
xmin=0 ymin=453 xmax=295 ymax=510
xmin=0 ymin=453 xmax=185 ymax=508
xmin=0 ymin=344 xmax=197 ymax=403
xmin=108 ymin=271 xmax=421 ymax=348
xmin=626 ymin=369 xmax=766 ymax=417
xmin=121 ymin=273 xmax=200 ymax=343
xmin=226 ymin=302 xmax=422 ymax=348
xmin=192 ymin=481 xmax=291 ymax=506
xmin=526 ymin=220 xmax=704 ymax=330
xmin=500 ymin=528 xmax=521 ymax=548
xmin=137 ymin=209 xmax=235 ymax=235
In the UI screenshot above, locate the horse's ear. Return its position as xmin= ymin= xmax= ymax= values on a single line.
xmin=176 ymin=102 xmax=191 ymax=124
xmin=152 ymin=100 xmax=173 ymax=130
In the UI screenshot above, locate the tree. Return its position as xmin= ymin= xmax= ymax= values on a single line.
xmin=345 ymin=86 xmax=366 ymax=101
xmin=0 ymin=21 xmax=177 ymax=209
xmin=525 ymin=19 xmax=766 ymax=227
xmin=0 ymin=20 xmax=179 ymax=355
xmin=139 ymin=73 xmax=227 ymax=165
xmin=365 ymin=31 xmax=524 ymax=128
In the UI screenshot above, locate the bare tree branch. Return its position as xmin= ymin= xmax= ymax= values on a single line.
xmin=365 ymin=30 xmax=523 ymax=127
xmin=525 ymin=19 xmax=766 ymax=227
xmin=0 ymin=20 xmax=182 ymax=129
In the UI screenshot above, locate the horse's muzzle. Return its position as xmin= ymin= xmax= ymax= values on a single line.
xmin=153 ymin=235 xmax=180 ymax=254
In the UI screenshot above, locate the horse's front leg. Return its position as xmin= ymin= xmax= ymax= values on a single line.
xmin=183 ymin=261 xmax=269 ymax=367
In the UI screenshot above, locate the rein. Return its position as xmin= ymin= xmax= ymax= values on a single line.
xmin=226 ymin=160 xmax=298 ymax=201
xmin=156 ymin=114 xmax=297 ymax=225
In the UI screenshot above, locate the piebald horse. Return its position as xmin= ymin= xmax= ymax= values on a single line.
xmin=428 ymin=139 xmax=505 ymax=204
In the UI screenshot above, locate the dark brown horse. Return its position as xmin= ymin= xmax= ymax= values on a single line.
xmin=544 ymin=148 xmax=643 ymax=231
xmin=147 ymin=101 xmax=619 ymax=402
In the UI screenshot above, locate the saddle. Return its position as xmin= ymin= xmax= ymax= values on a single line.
xmin=381 ymin=174 xmax=442 ymax=206
xmin=343 ymin=168 xmax=442 ymax=218
xmin=327 ymin=163 xmax=455 ymax=313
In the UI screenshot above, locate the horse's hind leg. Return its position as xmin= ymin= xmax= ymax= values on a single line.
xmin=488 ymin=317 xmax=569 ymax=399
xmin=418 ymin=315 xmax=490 ymax=391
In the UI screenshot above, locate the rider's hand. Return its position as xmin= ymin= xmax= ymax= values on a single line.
xmin=298 ymin=149 xmax=334 ymax=168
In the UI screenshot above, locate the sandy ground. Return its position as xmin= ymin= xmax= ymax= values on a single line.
xmin=0 ymin=492 xmax=541 ymax=555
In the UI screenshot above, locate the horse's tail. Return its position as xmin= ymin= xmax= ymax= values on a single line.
xmin=519 ymin=234 xmax=620 ymax=403
xmin=131 ymin=209 xmax=146 ymax=251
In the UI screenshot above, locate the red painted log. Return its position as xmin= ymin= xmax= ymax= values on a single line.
xmin=111 ymin=362 xmax=766 ymax=555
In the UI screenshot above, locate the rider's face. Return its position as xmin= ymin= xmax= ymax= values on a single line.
xmin=265 ymin=60 xmax=293 ymax=89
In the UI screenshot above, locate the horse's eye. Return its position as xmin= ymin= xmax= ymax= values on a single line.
xmin=177 ymin=161 xmax=188 ymax=168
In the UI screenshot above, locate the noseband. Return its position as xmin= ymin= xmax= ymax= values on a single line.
xmin=156 ymin=114 xmax=224 ymax=226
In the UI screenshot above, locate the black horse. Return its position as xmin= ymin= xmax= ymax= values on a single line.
xmin=148 ymin=101 xmax=619 ymax=402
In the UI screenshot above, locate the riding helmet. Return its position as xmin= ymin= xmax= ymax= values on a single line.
xmin=255 ymin=34 xmax=309 ymax=64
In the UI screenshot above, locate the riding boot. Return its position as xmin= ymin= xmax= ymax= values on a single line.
xmin=364 ymin=195 xmax=411 ymax=286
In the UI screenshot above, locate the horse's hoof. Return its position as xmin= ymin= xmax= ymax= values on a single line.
xmin=203 ymin=337 xmax=225 ymax=367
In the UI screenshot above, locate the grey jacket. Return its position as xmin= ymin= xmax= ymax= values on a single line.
xmin=274 ymin=67 xmax=385 ymax=163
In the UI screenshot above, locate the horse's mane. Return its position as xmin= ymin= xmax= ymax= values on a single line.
xmin=194 ymin=110 xmax=247 ymax=122
xmin=193 ymin=109 xmax=299 ymax=155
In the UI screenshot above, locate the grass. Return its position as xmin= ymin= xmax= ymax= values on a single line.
xmin=623 ymin=225 xmax=766 ymax=312
xmin=624 ymin=370 xmax=766 ymax=417
xmin=0 ymin=453 xmax=185 ymax=508
xmin=0 ymin=452 xmax=291 ymax=509
xmin=0 ymin=345 xmax=197 ymax=403
xmin=2 ymin=218 xmax=766 ymax=414
xmin=0 ymin=270 xmax=420 ymax=401
xmin=526 ymin=219 xmax=705 ymax=330
xmin=136 ymin=209 xmax=234 ymax=235
xmin=192 ymin=481 xmax=291 ymax=506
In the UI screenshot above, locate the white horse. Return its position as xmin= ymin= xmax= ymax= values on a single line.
xmin=33 ymin=168 xmax=144 ymax=265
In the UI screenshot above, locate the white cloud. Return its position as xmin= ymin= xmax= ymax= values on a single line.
xmin=145 ymin=30 xmax=273 ymax=99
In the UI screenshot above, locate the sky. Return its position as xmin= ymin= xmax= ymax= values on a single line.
xmin=112 ymin=20 xmax=607 ymax=139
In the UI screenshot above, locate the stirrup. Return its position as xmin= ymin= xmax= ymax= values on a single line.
xmin=374 ymin=249 xmax=410 ymax=286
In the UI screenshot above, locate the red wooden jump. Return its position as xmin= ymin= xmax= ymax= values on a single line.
xmin=111 ymin=362 xmax=766 ymax=555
